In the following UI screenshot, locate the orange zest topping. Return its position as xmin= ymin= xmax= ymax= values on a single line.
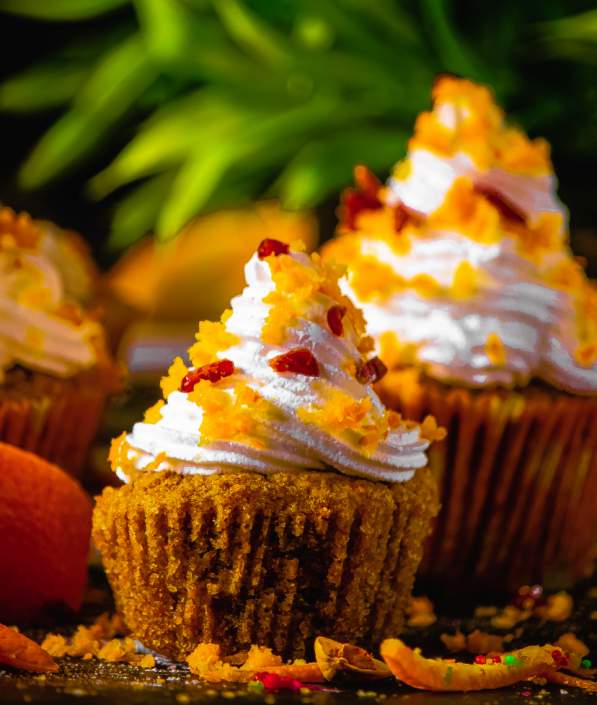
xmin=486 ymin=333 xmax=506 ymax=367
xmin=160 ymin=356 xmax=189 ymax=398
xmin=143 ymin=400 xmax=165 ymax=424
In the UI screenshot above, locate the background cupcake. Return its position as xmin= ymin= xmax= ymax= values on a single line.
xmin=324 ymin=77 xmax=597 ymax=593
xmin=0 ymin=206 xmax=121 ymax=477
xmin=93 ymin=239 xmax=443 ymax=660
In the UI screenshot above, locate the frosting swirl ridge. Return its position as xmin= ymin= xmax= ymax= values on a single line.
xmin=118 ymin=243 xmax=442 ymax=483
xmin=325 ymin=78 xmax=597 ymax=394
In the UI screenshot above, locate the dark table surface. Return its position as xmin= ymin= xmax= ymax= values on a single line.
xmin=1 ymin=570 xmax=596 ymax=705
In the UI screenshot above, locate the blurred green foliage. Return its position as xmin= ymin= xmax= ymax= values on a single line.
xmin=0 ymin=0 xmax=596 ymax=249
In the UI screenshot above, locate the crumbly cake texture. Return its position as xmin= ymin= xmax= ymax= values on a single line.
xmin=377 ymin=371 xmax=597 ymax=590
xmin=93 ymin=468 xmax=438 ymax=660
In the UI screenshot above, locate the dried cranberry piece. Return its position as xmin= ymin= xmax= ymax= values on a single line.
xmin=341 ymin=190 xmax=383 ymax=230
xmin=474 ymin=185 xmax=525 ymax=224
xmin=551 ymin=649 xmax=569 ymax=667
xmin=339 ymin=165 xmax=383 ymax=230
xmin=327 ymin=305 xmax=346 ymax=337
xmin=257 ymin=238 xmax=290 ymax=259
xmin=180 ymin=359 xmax=235 ymax=392
xmin=269 ymin=348 xmax=320 ymax=377
xmin=356 ymin=356 xmax=388 ymax=384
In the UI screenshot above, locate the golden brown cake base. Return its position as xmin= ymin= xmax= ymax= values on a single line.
xmin=0 ymin=363 xmax=121 ymax=478
xmin=93 ymin=468 xmax=438 ymax=661
xmin=377 ymin=371 xmax=597 ymax=592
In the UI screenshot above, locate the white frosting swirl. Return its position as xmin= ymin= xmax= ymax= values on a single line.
xmin=0 ymin=242 xmax=99 ymax=381
xmin=120 ymin=251 xmax=433 ymax=483
xmin=340 ymin=232 xmax=594 ymax=390
xmin=328 ymin=78 xmax=597 ymax=394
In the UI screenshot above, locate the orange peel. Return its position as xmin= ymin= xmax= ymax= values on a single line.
xmin=0 ymin=624 xmax=58 ymax=673
xmin=380 ymin=638 xmax=559 ymax=692
xmin=542 ymin=671 xmax=597 ymax=692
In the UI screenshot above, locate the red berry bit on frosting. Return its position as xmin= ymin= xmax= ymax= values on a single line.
xmin=340 ymin=165 xmax=383 ymax=230
xmin=356 ymin=356 xmax=388 ymax=384
xmin=327 ymin=305 xmax=347 ymax=337
xmin=180 ymin=359 xmax=235 ymax=392
xmin=269 ymin=348 xmax=320 ymax=377
xmin=257 ymin=238 xmax=290 ymax=259
xmin=474 ymin=185 xmax=525 ymax=224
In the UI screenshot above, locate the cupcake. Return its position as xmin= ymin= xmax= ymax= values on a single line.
xmin=323 ymin=77 xmax=597 ymax=592
xmin=93 ymin=239 xmax=443 ymax=660
xmin=0 ymin=207 xmax=121 ymax=478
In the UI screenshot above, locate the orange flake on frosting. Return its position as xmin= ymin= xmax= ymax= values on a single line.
xmin=25 ymin=326 xmax=44 ymax=352
xmin=0 ymin=207 xmax=42 ymax=249
xmin=393 ymin=158 xmax=412 ymax=182
xmin=189 ymin=380 xmax=270 ymax=447
xmin=497 ymin=129 xmax=551 ymax=176
xmin=451 ymin=261 xmax=478 ymax=300
xmin=486 ymin=332 xmax=506 ymax=366
xmin=574 ymin=343 xmax=597 ymax=368
xmin=160 ymin=356 xmax=188 ymax=398
xmin=420 ymin=415 xmax=447 ymax=442
xmin=189 ymin=315 xmax=239 ymax=368
xmin=429 ymin=178 xmax=500 ymax=245
xmin=514 ymin=212 xmax=564 ymax=261
xmin=297 ymin=388 xmax=388 ymax=450
xmin=143 ymin=400 xmax=164 ymax=424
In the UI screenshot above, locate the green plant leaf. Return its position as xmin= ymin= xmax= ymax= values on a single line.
xmin=134 ymin=0 xmax=194 ymax=68
xmin=19 ymin=34 xmax=157 ymax=189
xmin=277 ymin=127 xmax=409 ymax=209
xmin=420 ymin=0 xmax=490 ymax=82
xmin=0 ymin=63 xmax=87 ymax=112
xmin=88 ymin=91 xmax=251 ymax=197
xmin=211 ymin=0 xmax=289 ymax=65
xmin=0 ymin=0 xmax=127 ymax=21
xmin=108 ymin=171 xmax=175 ymax=250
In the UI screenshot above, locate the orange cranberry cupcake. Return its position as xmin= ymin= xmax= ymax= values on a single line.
xmin=323 ymin=77 xmax=597 ymax=592
xmin=93 ymin=239 xmax=443 ymax=660
xmin=0 ymin=207 xmax=121 ymax=477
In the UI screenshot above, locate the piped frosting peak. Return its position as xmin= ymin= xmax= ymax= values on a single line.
xmin=114 ymin=240 xmax=443 ymax=483
xmin=325 ymin=77 xmax=596 ymax=393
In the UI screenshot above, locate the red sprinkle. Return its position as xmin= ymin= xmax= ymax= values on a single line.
xmin=474 ymin=655 xmax=487 ymax=665
xmin=356 ymin=356 xmax=388 ymax=384
xmin=254 ymin=673 xmax=303 ymax=692
xmin=341 ymin=189 xmax=383 ymax=230
xmin=491 ymin=655 xmax=502 ymax=664
xmin=180 ymin=359 xmax=235 ymax=392
xmin=254 ymin=672 xmax=325 ymax=692
xmin=257 ymin=238 xmax=290 ymax=259
xmin=327 ymin=305 xmax=347 ymax=337
xmin=269 ymin=348 xmax=320 ymax=377
xmin=474 ymin=185 xmax=526 ymax=224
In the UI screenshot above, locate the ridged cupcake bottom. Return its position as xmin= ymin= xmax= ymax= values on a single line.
xmin=0 ymin=368 xmax=118 ymax=478
xmin=377 ymin=372 xmax=597 ymax=592
xmin=93 ymin=469 xmax=438 ymax=661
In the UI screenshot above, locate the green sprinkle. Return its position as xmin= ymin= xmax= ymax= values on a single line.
xmin=248 ymin=681 xmax=265 ymax=691
xmin=504 ymin=654 xmax=518 ymax=666
xmin=582 ymin=659 xmax=592 ymax=669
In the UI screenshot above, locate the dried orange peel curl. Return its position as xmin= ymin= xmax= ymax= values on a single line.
xmin=380 ymin=639 xmax=559 ymax=692
xmin=0 ymin=624 xmax=58 ymax=673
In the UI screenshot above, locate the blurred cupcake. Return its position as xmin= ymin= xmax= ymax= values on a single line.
xmin=323 ymin=77 xmax=597 ymax=592
xmin=0 ymin=207 xmax=121 ymax=478
xmin=93 ymin=239 xmax=443 ymax=660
